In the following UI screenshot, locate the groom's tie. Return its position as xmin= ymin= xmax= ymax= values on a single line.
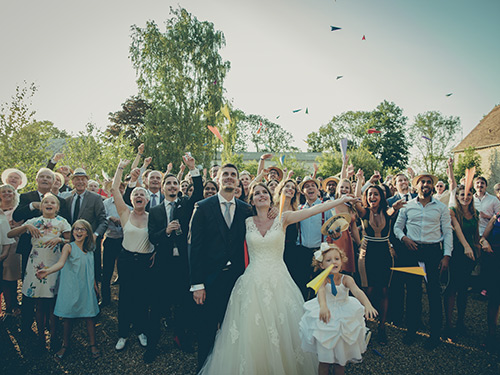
xmin=223 ymin=202 xmax=233 ymax=228
xmin=328 ymin=275 xmax=337 ymax=296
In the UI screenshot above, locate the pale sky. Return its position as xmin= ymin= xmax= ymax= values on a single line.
xmin=1 ymin=0 xmax=499 ymax=151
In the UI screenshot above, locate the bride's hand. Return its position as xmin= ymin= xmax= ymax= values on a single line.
xmin=267 ymin=206 xmax=278 ymax=219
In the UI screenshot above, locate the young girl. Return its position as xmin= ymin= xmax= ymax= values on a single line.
xmin=36 ymin=219 xmax=100 ymax=359
xmin=8 ymin=193 xmax=71 ymax=347
xmin=300 ymin=244 xmax=378 ymax=375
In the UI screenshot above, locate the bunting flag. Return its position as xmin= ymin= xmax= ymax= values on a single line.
xmin=207 ymin=125 xmax=224 ymax=143
xmin=331 ymin=26 xmax=342 ymax=31
xmin=464 ymin=166 xmax=476 ymax=199
xmin=257 ymin=121 xmax=263 ymax=134
xmin=305 ymin=107 xmax=309 ymax=114
xmin=276 ymin=115 xmax=280 ymax=119
xmin=292 ymin=109 xmax=302 ymax=113
xmin=339 ymin=138 xmax=348 ymax=158
xmin=390 ymin=266 xmax=426 ymax=277
xmin=422 ymin=136 xmax=432 ymax=141
xmin=362 ymin=35 xmax=366 ymax=40
xmin=367 ymin=128 xmax=381 ymax=134
xmin=445 ymin=93 xmax=453 ymax=97
xmin=279 ymin=155 xmax=286 ymax=166
xmin=221 ymin=104 xmax=231 ymax=122
xmin=336 ymin=75 xmax=343 ymax=80
xmin=307 ymin=265 xmax=334 ymax=294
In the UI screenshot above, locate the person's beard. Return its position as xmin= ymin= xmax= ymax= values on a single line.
xmin=222 ymin=186 xmax=235 ymax=193
xmin=422 ymin=189 xmax=432 ymax=198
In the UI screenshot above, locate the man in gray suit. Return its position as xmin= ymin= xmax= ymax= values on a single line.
xmin=65 ymin=168 xmax=107 ymax=283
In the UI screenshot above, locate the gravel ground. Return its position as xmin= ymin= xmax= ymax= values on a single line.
xmin=1 ymin=283 xmax=499 ymax=375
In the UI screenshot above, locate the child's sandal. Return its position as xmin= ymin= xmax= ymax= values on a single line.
xmin=54 ymin=345 xmax=69 ymax=360
xmin=90 ymin=345 xmax=101 ymax=359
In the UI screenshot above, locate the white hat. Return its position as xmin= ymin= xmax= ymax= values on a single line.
xmin=2 ymin=168 xmax=28 ymax=190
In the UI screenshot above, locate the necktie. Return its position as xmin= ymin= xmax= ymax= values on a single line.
xmin=223 ymin=202 xmax=233 ymax=228
xmin=168 ymin=201 xmax=175 ymax=222
xmin=73 ymin=194 xmax=81 ymax=224
xmin=328 ymin=275 xmax=337 ymax=296
xmin=151 ymin=194 xmax=157 ymax=207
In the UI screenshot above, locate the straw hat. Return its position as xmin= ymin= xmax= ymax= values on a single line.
xmin=321 ymin=213 xmax=352 ymax=236
xmin=266 ymin=166 xmax=283 ymax=182
xmin=1 ymin=168 xmax=28 ymax=190
xmin=71 ymin=168 xmax=89 ymax=180
xmin=322 ymin=176 xmax=340 ymax=191
xmin=298 ymin=175 xmax=320 ymax=191
xmin=412 ymin=173 xmax=438 ymax=187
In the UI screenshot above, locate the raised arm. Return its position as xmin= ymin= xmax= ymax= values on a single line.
xmin=446 ymin=158 xmax=457 ymax=192
xmin=112 ymin=160 xmax=132 ymax=223
xmin=256 ymin=153 xmax=272 ymax=177
xmin=283 ymin=195 xmax=359 ymax=228
xmin=340 ymin=155 xmax=348 ymax=180
xmin=131 ymin=143 xmax=145 ymax=171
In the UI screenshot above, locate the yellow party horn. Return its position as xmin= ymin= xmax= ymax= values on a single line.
xmin=390 ymin=266 xmax=426 ymax=276
xmin=306 ymin=264 xmax=334 ymax=294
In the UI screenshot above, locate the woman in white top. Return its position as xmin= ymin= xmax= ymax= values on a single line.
xmin=112 ymin=160 xmax=154 ymax=352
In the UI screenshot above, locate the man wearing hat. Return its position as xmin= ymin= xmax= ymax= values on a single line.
xmin=1 ymin=168 xmax=28 ymax=191
xmin=13 ymin=167 xmax=69 ymax=332
xmin=65 ymin=168 xmax=107 ymax=282
xmin=294 ymin=176 xmax=334 ymax=300
xmin=322 ymin=176 xmax=339 ymax=201
xmin=394 ymin=172 xmax=453 ymax=349
xmin=266 ymin=166 xmax=283 ymax=182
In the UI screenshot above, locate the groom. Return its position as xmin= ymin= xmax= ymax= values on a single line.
xmin=189 ymin=164 xmax=252 ymax=369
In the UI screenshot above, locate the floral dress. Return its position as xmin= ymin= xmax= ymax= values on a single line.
xmin=21 ymin=216 xmax=71 ymax=298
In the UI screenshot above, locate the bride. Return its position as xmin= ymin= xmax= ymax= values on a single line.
xmin=199 ymin=183 xmax=358 ymax=375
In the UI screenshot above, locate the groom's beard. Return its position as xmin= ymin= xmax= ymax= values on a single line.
xmin=222 ymin=186 xmax=235 ymax=193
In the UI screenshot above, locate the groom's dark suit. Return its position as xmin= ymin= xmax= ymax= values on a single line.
xmin=189 ymin=194 xmax=252 ymax=368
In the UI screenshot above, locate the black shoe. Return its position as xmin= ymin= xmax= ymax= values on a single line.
xmin=403 ymin=332 xmax=416 ymax=345
xmin=424 ymin=336 xmax=440 ymax=350
xmin=143 ymin=349 xmax=157 ymax=364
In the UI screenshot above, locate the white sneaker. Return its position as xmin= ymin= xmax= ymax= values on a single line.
xmin=115 ymin=337 xmax=127 ymax=351
xmin=138 ymin=333 xmax=147 ymax=347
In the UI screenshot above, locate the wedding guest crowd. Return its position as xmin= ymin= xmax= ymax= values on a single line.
xmin=1 ymin=144 xmax=500 ymax=373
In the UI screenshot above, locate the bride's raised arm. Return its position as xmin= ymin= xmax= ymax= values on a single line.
xmin=282 ymin=195 xmax=359 ymax=229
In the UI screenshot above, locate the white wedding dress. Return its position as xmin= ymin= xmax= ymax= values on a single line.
xmin=199 ymin=217 xmax=318 ymax=375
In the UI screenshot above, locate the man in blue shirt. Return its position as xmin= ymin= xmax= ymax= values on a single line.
xmin=394 ymin=173 xmax=453 ymax=349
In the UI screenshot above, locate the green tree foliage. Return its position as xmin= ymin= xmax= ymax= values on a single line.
xmin=455 ymin=147 xmax=482 ymax=182
xmin=317 ymin=147 xmax=382 ymax=178
xmin=306 ymin=111 xmax=371 ymax=153
xmin=410 ymin=111 xmax=461 ymax=175
xmin=106 ymin=96 xmax=149 ymax=149
xmin=62 ymin=123 xmax=135 ymax=180
xmin=306 ymin=101 xmax=410 ymax=171
xmin=129 ymin=7 xmax=229 ymax=170
xmin=0 ymin=83 xmax=68 ymax=191
xmin=236 ymin=113 xmax=299 ymax=153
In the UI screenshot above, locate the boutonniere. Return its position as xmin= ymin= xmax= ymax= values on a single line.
xmin=177 ymin=204 xmax=182 ymax=209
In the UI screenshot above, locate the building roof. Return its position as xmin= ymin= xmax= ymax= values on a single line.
xmin=453 ymin=105 xmax=500 ymax=152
